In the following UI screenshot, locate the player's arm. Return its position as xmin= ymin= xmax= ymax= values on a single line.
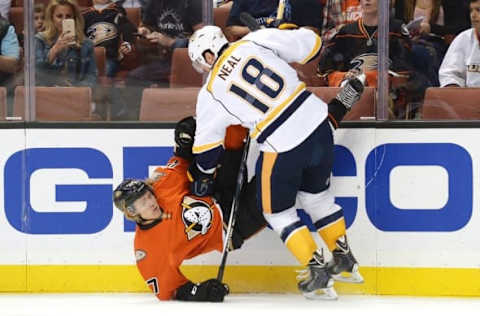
xmin=244 ymin=27 xmax=322 ymax=65
xmin=188 ymin=90 xmax=238 ymax=197
xmin=327 ymin=74 xmax=366 ymax=129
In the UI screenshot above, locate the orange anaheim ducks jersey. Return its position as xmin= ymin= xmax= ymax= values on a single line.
xmin=133 ymin=156 xmax=224 ymax=300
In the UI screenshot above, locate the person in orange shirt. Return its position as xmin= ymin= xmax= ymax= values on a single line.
xmin=113 ymin=117 xmax=266 ymax=301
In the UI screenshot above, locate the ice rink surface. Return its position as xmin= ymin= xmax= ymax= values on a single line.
xmin=2 ymin=293 xmax=480 ymax=316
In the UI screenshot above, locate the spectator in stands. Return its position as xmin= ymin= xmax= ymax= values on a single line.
xmin=83 ymin=0 xmax=136 ymax=78
xmin=321 ymin=0 xmax=362 ymax=43
xmin=16 ymin=3 xmax=46 ymax=49
xmin=225 ymin=0 xmax=324 ymax=41
xmin=0 ymin=0 xmax=11 ymax=21
xmin=225 ymin=0 xmax=280 ymax=40
xmin=393 ymin=0 xmax=447 ymax=86
xmin=34 ymin=3 xmax=46 ymax=33
xmin=394 ymin=0 xmax=471 ymax=41
xmin=111 ymin=0 xmax=204 ymax=120
xmin=439 ymin=0 xmax=480 ymax=87
xmin=394 ymin=0 xmax=444 ymax=35
xmin=114 ymin=0 xmax=143 ymax=8
xmin=35 ymin=0 xmax=97 ymax=88
xmin=318 ymin=0 xmax=428 ymax=118
xmin=0 ymin=12 xmax=20 ymax=113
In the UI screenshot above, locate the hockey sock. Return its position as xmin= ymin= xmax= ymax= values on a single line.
xmin=281 ymin=221 xmax=317 ymax=265
xmin=314 ymin=210 xmax=347 ymax=252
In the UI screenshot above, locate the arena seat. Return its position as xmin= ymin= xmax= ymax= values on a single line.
xmin=139 ymin=87 xmax=199 ymax=121
xmin=13 ymin=86 xmax=95 ymax=121
xmin=125 ymin=7 xmax=141 ymax=27
xmin=307 ymin=87 xmax=376 ymax=121
xmin=422 ymin=87 xmax=480 ymax=119
xmin=9 ymin=7 xmax=23 ymax=34
xmin=140 ymin=86 xmax=376 ymax=122
xmin=214 ymin=6 xmax=231 ymax=33
xmin=169 ymin=48 xmax=203 ymax=88
xmin=0 ymin=87 xmax=6 ymax=120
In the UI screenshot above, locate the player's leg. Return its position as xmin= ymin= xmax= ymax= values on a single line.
xmin=297 ymin=190 xmax=363 ymax=283
xmin=256 ymin=145 xmax=336 ymax=300
xmin=298 ymin=119 xmax=363 ymax=284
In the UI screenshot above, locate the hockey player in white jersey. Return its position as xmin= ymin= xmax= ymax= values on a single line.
xmin=187 ymin=25 xmax=365 ymax=300
xmin=439 ymin=0 xmax=480 ymax=87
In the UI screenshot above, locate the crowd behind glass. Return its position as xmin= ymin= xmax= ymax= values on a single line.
xmin=0 ymin=0 xmax=478 ymax=121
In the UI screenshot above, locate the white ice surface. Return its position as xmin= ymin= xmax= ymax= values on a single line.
xmin=1 ymin=293 xmax=480 ymax=316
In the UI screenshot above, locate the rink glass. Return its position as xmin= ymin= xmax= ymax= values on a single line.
xmin=0 ymin=0 xmax=476 ymax=123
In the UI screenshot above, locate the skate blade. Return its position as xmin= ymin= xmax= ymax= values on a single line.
xmin=302 ymin=286 xmax=338 ymax=300
xmin=332 ymin=264 xmax=364 ymax=283
xmin=302 ymin=279 xmax=338 ymax=300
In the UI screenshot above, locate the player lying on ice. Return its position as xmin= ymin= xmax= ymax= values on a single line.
xmin=113 ymin=121 xmax=267 ymax=302
xmin=186 ymin=23 xmax=366 ymax=300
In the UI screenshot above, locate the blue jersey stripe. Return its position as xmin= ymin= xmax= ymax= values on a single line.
xmin=256 ymin=90 xmax=312 ymax=144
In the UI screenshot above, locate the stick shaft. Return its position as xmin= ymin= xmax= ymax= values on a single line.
xmin=217 ymin=136 xmax=251 ymax=281
xmin=276 ymin=0 xmax=286 ymax=20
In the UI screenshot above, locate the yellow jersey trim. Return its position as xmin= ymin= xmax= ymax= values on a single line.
xmin=299 ymin=34 xmax=322 ymax=65
xmin=207 ymin=40 xmax=248 ymax=93
xmin=192 ymin=140 xmax=224 ymax=154
xmin=250 ymin=83 xmax=306 ymax=139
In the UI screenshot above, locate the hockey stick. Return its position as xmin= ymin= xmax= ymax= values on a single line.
xmin=217 ymin=135 xmax=251 ymax=282
xmin=276 ymin=0 xmax=286 ymax=20
xmin=239 ymin=0 xmax=285 ymax=32
xmin=239 ymin=12 xmax=261 ymax=31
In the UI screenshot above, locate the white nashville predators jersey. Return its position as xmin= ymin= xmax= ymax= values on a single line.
xmin=193 ymin=27 xmax=328 ymax=155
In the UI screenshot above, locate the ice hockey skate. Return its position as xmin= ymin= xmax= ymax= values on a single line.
xmin=327 ymin=236 xmax=364 ymax=283
xmin=297 ymin=250 xmax=338 ymax=300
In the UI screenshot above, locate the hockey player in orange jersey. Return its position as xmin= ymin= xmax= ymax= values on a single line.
xmin=113 ymin=117 xmax=266 ymax=302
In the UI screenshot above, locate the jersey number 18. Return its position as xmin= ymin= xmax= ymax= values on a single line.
xmin=229 ymin=58 xmax=284 ymax=114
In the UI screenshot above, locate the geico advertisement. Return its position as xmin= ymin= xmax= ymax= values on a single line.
xmin=0 ymin=128 xmax=478 ymax=268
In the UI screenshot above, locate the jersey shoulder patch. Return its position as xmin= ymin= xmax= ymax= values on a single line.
xmin=135 ymin=249 xmax=147 ymax=262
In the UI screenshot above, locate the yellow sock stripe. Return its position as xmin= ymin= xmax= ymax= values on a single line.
xmin=261 ymin=152 xmax=277 ymax=214
xmin=285 ymin=226 xmax=317 ymax=265
xmin=318 ymin=217 xmax=346 ymax=251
